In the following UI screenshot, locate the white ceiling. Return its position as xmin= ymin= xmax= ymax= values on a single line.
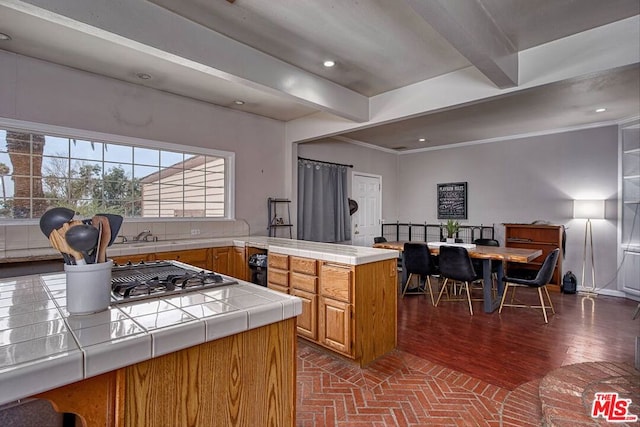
xmin=0 ymin=0 xmax=638 ymax=151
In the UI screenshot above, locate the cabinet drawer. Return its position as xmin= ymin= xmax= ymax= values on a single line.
xmin=290 ymin=272 xmax=317 ymax=293
xmin=320 ymin=263 xmax=353 ymax=302
xmin=267 ymin=283 xmax=289 ymax=295
xmin=268 ymin=253 xmax=289 ymax=270
xmin=290 ymin=257 xmax=317 ymax=275
xmin=268 ymin=268 xmax=289 ymax=287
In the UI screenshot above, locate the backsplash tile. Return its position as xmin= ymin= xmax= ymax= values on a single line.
xmin=0 ymin=219 xmax=249 ymax=255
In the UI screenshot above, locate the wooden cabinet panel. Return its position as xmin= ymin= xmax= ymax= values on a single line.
xmin=318 ymin=296 xmax=351 ymax=356
xmin=268 ymin=253 xmax=289 ymax=270
xmin=290 ymin=256 xmax=317 ymax=275
xmin=291 ymin=288 xmax=317 ymax=340
xmin=211 ymin=247 xmax=231 ymax=275
xmin=231 ymin=246 xmax=247 ymax=280
xmin=290 ymin=272 xmax=317 ymax=293
xmin=268 ymin=283 xmax=290 ymax=294
xmin=504 ymin=224 xmax=563 ymax=291
xmin=156 ymin=248 xmax=210 ymax=270
xmin=319 ymin=263 xmax=353 ymax=302
xmin=268 ymin=269 xmax=289 ymax=287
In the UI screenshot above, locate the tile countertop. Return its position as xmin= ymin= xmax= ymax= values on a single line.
xmin=2 ymin=236 xmax=400 ymax=265
xmin=0 ymin=269 xmax=302 ymax=406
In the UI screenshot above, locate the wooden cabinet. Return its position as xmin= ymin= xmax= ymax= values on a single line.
xmin=318 ymin=295 xmax=351 ymax=355
xmin=35 ymin=318 xmax=297 ymax=427
xmin=290 ymin=256 xmax=318 ymax=339
xmin=267 ymin=253 xmax=289 ymax=294
xmin=283 ymin=256 xmax=397 ymax=367
xmin=156 ymin=248 xmax=210 ymax=270
xmin=504 ymin=224 xmax=564 ymax=291
xmin=211 ymin=247 xmax=231 ymax=275
xmin=231 ymin=246 xmax=247 ymax=280
xmin=318 ymin=262 xmax=353 ymax=356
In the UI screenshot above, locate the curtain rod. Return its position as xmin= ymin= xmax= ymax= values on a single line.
xmin=298 ymin=156 xmax=353 ymax=168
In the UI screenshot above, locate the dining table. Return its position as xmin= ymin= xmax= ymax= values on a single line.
xmin=372 ymin=241 xmax=542 ymax=313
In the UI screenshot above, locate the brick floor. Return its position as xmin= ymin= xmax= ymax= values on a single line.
xmin=297 ymin=340 xmax=532 ymax=426
xmin=297 ymin=341 xmax=640 ymax=426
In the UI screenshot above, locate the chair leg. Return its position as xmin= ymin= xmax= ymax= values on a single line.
xmin=499 ymin=283 xmax=510 ymax=314
xmin=435 ymin=278 xmax=449 ymax=306
xmin=426 ymin=276 xmax=435 ymax=306
xmin=543 ymin=285 xmax=555 ymax=314
xmin=464 ymin=281 xmax=473 ymax=316
xmin=401 ymin=273 xmax=414 ymax=297
xmin=537 ymin=287 xmax=548 ymax=324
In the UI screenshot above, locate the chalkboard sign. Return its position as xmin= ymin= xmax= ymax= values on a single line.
xmin=437 ymin=182 xmax=467 ymax=219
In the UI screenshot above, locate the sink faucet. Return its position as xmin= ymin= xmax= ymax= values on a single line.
xmin=134 ymin=229 xmax=153 ymax=241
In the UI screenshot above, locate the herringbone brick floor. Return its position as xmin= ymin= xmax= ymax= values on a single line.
xmin=297 ymin=340 xmax=514 ymax=426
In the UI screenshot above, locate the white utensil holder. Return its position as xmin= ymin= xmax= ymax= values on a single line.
xmin=64 ymin=260 xmax=113 ymax=315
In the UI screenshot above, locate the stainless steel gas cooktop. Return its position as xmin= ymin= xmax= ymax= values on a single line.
xmin=110 ymin=260 xmax=237 ymax=304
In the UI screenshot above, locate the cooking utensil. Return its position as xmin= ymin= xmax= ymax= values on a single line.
xmin=92 ymin=215 xmax=111 ymax=263
xmin=96 ymin=213 xmax=123 ymax=246
xmin=63 ymin=223 xmax=98 ymax=264
xmin=50 ymin=227 xmax=86 ymax=265
xmin=39 ymin=207 xmax=75 ymax=238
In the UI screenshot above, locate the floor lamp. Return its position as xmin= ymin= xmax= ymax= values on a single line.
xmin=573 ymin=199 xmax=605 ymax=302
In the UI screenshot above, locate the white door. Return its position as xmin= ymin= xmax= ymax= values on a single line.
xmin=351 ymin=173 xmax=381 ymax=247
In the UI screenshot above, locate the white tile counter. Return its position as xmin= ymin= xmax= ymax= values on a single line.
xmin=0 ymin=272 xmax=302 ymax=405
xmin=1 ymin=236 xmax=399 ymax=266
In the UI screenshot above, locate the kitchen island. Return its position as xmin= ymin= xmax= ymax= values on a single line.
xmin=0 ymin=270 xmax=302 ymax=426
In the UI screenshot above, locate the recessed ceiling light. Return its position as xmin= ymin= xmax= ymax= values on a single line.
xmin=0 ymin=32 xmax=11 ymax=41
xmin=595 ymin=108 xmax=607 ymax=113
xmin=418 ymin=138 xmax=426 ymax=142
xmin=136 ymin=72 xmax=152 ymax=80
xmin=234 ymin=100 xmax=245 ymax=105
xmin=323 ymin=60 xmax=336 ymax=68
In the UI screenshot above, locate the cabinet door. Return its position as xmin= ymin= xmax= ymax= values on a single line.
xmin=318 ymin=296 xmax=351 ymax=356
xmin=231 ymin=247 xmax=247 ymax=280
xmin=291 ymin=288 xmax=317 ymax=340
xmin=211 ymin=247 xmax=231 ymax=275
xmin=156 ymin=249 xmax=210 ymax=270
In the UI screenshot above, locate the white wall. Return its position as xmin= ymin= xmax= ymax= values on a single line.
xmin=397 ymin=126 xmax=619 ymax=294
xmin=0 ymin=50 xmax=286 ymax=234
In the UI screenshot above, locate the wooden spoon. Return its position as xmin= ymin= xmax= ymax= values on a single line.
xmin=92 ymin=215 xmax=111 ymax=263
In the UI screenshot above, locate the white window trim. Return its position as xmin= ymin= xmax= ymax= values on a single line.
xmin=0 ymin=117 xmax=236 ymax=222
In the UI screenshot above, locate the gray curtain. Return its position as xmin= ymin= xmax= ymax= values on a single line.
xmin=297 ymin=158 xmax=351 ymax=242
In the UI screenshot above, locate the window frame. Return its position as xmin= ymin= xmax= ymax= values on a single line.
xmin=0 ymin=117 xmax=236 ymax=223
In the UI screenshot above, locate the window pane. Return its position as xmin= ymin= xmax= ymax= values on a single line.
xmin=161 ymin=150 xmax=183 ymax=168
xmin=134 ymin=147 xmax=159 ymax=166
xmin=43 ymin=136 xmax=69 ymax=156
xmin=70 ymin=139 xmax=103 ymax=161
xmin=104 ymin=143 xmax=133 ymax=163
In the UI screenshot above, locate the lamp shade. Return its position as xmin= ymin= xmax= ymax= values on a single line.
xmin=573 ymin=199 xmax=605 ymax=219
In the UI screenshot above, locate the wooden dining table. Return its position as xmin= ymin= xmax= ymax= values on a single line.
xmin=373 ymin=241 xmax=542 ymax=313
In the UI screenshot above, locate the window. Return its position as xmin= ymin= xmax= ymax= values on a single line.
xmin=0 ymin=123 xmax=234 ymax=219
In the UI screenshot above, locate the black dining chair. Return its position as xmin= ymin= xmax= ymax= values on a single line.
xmin=434 ymin=245 xmax=480 ymax=315
xmin=472 ymin=238 xmax=500 ymax=294
xmin=499 ymin=248 xmax=560 ymax=323
xmin=402 ymin=243 xmax=437 ymax=305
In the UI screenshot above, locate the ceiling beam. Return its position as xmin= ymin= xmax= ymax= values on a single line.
xmin=405 ymin=0 xmax=518 ymax=89
xmin=12 ymin=0 xmax=369 ymax=122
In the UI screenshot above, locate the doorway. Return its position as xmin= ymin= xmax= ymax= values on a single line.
xmin=351 ymin=172 xmax=382 ymax=247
